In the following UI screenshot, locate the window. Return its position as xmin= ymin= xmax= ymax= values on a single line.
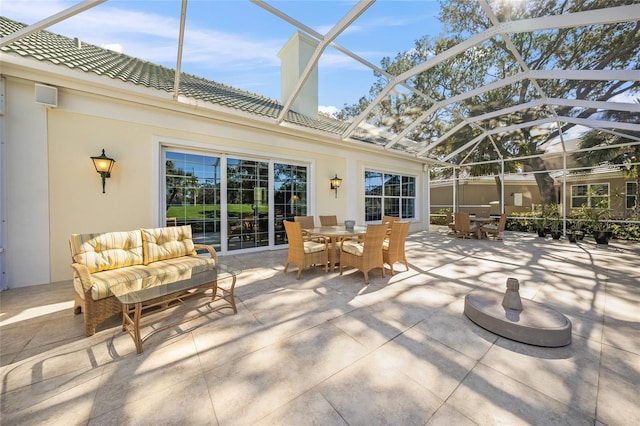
xmin=626 ymin=182 xmax=638 ymax=210
xmin=364 ymin=171 xmax=416 ymax=222
xmin=571 ymin=183 xmax=609 ymax=209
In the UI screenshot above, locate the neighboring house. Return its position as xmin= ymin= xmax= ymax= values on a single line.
xmin=430 ymin=140 xmax=637 ymax=219
xmin=561 ymin=169 xmax=637 ymax=218
xmin=0 ymin=18 xmax=428 ymax=288
xmin=430 ymin=173 xmax=543 ymax=217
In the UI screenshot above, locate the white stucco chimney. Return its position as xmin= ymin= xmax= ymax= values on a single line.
xmin=277 ymin=31 xmax=319 ymax=118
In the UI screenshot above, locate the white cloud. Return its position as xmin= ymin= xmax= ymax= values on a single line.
xmin=0 ymin=0 xmax=437 ymax=108
xmin=319 ymin=105 xmax=339 ymax=117
xmin=608 ymin=92 xmax=640 ymax=104
xmin=1 ymin=0 xmax=71 ymax=22
xmin=3 ymin=0 xmax=284 ymax=69
xmin=182 ymin=27 xmax=283 ymax=69
xmin=101 ymin=43 xmax=122 ymax=53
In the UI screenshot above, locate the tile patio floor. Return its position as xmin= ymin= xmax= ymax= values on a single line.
xmin=1 ymin=229 xmax=639 ymax=425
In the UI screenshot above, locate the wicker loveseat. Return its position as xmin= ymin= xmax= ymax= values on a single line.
xmin=69 ymin=225 xmax=218 ymax=336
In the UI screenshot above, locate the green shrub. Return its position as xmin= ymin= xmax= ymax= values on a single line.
xmin=611 ymin=223 xmax=640 ymax=241
xmin=430 ymin=208 xmax=452 ymax=226
xmin=505 ymin=211 xmax=543 ymax=233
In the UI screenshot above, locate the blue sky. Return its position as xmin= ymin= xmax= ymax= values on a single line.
xmin=2 ymin=0 xmax=443 ymax=115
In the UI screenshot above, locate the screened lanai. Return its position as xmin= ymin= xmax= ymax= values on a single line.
xmin=3 ymin=3 xmax=640 ymax=424
xmin=3 ymin=0 xmax=639 ymax=225
xmin=1 ymin=0 xmax=640 ymax=288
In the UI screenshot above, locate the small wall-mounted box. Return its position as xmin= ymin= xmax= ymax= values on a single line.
xmin=35 ymin=83 xmax=58 ymax=107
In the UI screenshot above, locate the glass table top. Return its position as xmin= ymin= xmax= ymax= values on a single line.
xmin=307 ymin=225 xmax=368 ymax=237
xmin=110 ymin=263 xmax=239 ymax=305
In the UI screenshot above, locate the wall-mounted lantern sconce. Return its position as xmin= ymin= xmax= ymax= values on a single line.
xmin=90 ymin=149 xmax=116 ymax=193
xmin=330 ymin=174 xmax=342 ymax=198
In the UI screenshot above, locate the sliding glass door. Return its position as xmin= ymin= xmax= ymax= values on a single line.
xmin=164 ymin=148 xmax=308 ymax=252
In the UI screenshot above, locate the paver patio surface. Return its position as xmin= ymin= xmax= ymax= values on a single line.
xmin=1 ymin=229 xmax=638 ymax=425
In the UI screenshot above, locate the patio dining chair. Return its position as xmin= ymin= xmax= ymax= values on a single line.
xmin=381 ymin=215 xmax=401 ymax=242
xmin=319 ymin=215 xmax=338 ymax=226
xmin=283 ymin=220 xmax=329 ymax=279
xmin=382 ymin=215 xmax=401 ymax=228
xmin=339 ymin=223 xmax=387 ymax=284
xmin=382 ymin=221 xmax=410 ymax=275
xmin=294 ymin=215 xmax=317 ymax=241
xmin=446 ymin=212 xmax=456 ymax=233
xmin=294 ymin=215 xmax=315 ymax=229
xmin=227 ymin=219 xmax=244 ymax=243
xmin=454 ymin=212 xmax=478 ymax=239
xmin=480 ymin=213 xmax=507 ymax=240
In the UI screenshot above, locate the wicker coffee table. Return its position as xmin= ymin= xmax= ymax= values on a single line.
xmin=110 ymin=264 xmax=239 ymax=354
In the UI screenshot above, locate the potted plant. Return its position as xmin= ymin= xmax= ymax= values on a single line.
xmin=537 ymin=203 xmax=560 ymax=238
xmin=549 ymin=214 xmax=562 ymax=240
xmin=577 ymin=200 xmax=613 ymax=245
xmin=592 ymin=210 xmax=613 ymax=244
xmin=536 ymin=203 xmax=553 ymax=237
xmin=567 ymin=216 xmax=584 ymax=243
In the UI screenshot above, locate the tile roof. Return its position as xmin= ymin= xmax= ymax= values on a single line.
xmin=1 ymin=16 xmax=400 ymax=149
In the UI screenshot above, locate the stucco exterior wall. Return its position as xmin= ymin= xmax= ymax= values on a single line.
xmin=5 ymin=78 xmax=51 ymax=288
xmin=3 ymin=75 xmax=424 ymax=287
xmin=430 ymin=178 xmax=542 ymax=216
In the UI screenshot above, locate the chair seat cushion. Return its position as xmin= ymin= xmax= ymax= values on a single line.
xmin=303 ymin=241 xmax=326 ymax=254
xmin=342 ymin=241 xmax=364 ymax=256
xmin=483 ymin=224 xmax=498 ymax=230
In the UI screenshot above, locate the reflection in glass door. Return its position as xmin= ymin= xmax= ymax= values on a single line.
xmin=165 ymin=152 xmax=221 ymax=248
xmin=165 ymin=149 xmax=309 ymax=252
xmin=273 ymin=163 xmax=308 ymax=246
xmin=227 ymin=158 xmax=269 ymax=250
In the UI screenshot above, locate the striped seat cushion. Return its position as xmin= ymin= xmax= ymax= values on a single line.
xmin=303 ymin=241 xmax=326 ymax=254
xmin=69 ymin=230 xmax=143 ymax=273
xmin=85 ymin=264 xmax=156 ymax=300
xmin=141 ymin=225 xmax=196 ymax=265
xmin=85 ymin=255 xmax=215 ymax=300
xmin=341 ymin=241 xmax=364 ymax=256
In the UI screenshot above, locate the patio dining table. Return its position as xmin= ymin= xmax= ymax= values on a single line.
xmin=306 ymin=225 xmax=367 ymax=271
xmin=470 ymin=216 xmax=497 ymax=239
xmin=470 ymin=217 xmax=495 ymax=224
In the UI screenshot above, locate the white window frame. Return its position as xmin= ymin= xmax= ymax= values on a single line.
xmin=626 ymin=181 xmax=638 ymax=211
xmin=156 ymin=136 xmax=314 ymax=255
xmin=364 ymin=169 xmax=417 ymax=223
xmin=570 ymin=182 xmax=610 ymax=209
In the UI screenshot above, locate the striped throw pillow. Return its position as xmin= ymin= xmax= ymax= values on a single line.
xmin=69 ymin=230 xmax=144 ymax=273
xmin=141 ymin=225 xmax=196 ymax=265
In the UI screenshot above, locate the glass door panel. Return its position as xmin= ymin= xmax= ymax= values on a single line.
xmin=227 ymin=158 xmax=269 ymax=250
xmin=165 ymin=152 xmax=221 ymax=249
xmin=274 ymin=163 xmax=308 ymax=246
